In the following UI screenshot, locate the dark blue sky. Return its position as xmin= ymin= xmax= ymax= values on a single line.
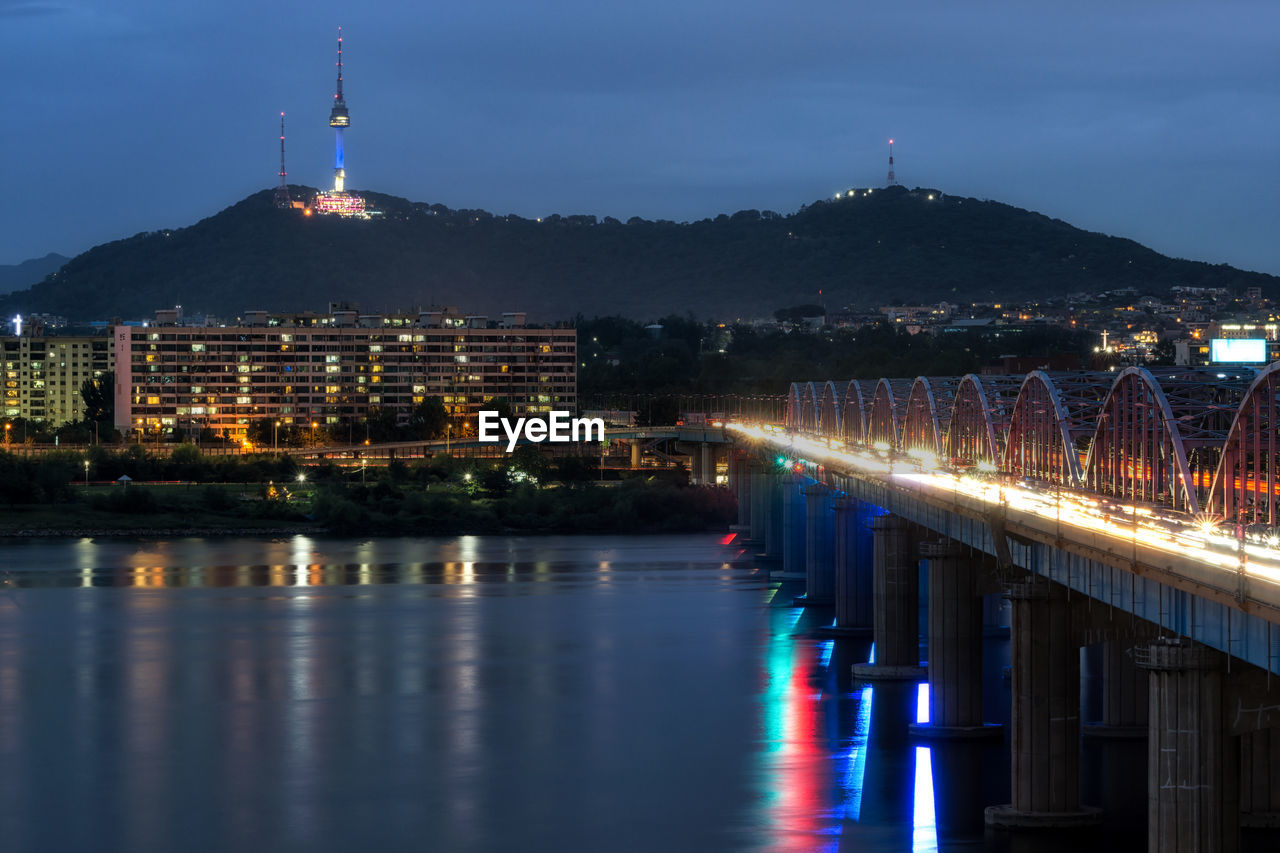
xmin=5 ymin=1 xmax=1279 ymax=274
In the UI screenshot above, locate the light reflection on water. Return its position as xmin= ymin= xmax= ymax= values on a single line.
xmin=0 ymin=533 xmax=1151 ymax=852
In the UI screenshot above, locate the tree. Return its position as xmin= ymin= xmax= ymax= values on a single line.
xmin=510 ymin=444 xmax=549 ymax=483
xmin=80 ymin=371 xmax=114 ymax=425
xmin=365 ymin=406 xmax=400 ymax=443
xmin=410 ymin=397 xmax=449 ymax=440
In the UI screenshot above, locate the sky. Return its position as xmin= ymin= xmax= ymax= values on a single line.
xmin=3 ymin=0 xmax=1279 ymax=274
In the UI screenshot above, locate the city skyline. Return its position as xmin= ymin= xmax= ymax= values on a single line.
xmin=4 ymin=1 xmax=1279 ymax=277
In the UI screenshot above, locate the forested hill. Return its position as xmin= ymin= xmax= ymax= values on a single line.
xmin=2 ymin=185 xmax=1273 ymax=321
xmin=0 ymin=252 xmax=69 ymax=295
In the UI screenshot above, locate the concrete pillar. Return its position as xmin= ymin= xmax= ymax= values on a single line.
xmin=1138 ymin=639 xmax=1238 ymax=852
xmin=779 ymin=475 xmax=806 ymax=578
xmin=1084 ymin=640 xmax=1148 ymax=739
xmin=762 ymin=473 xmax=783 ymax=562
xmin=1240 ymin=728 xmax=1280 ymax=828
xmin=630 ymin=439 xmax=642 ymax=469
xmin=818 ymin=499 xmax=874 ymax=637
xmin=698 ymin=443 xmax=713 ymax=485
xmin=731 ymin=453 xmax=751 ymax=530
xmin=748 ymin=467 xmax=768 ymax=545
xmin=796 ymin=483 xmax=835 ymax=605
xmin=986 ymin=579 xmax=1100 ymax=828
xmin=910 ymin=541 xmax=1000 ymax=739
xmin=851 ymin=515 xmax=924 ymax=680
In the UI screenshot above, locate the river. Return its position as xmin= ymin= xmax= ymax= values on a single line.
xmin=0 ymin=533 xmax=1150 ymax=851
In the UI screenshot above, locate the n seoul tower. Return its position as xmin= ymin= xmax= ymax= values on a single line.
xmin=329 ymin=27 xmax=350 ymax=192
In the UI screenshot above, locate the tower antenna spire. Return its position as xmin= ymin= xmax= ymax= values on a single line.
xmin=274 ymin=112 xmax=291 ymax=208
xmin=328 ymin=26 xmax=350 ymax=193
xmin=336 ymin=26 xmax=344 ymax=102
xmin=887 ymin=138 xmax=896 ymax=186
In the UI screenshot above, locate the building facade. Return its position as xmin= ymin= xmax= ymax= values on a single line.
xmin=2 ymin=333 xmax=114 ymax=423
xmin=113 ymin=310 xmax=576 ymax=440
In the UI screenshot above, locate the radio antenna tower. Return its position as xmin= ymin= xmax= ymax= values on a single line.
xmin=274 ymin=112 xmax=292 ymax=208
xmin=887 ymin=139 xmax=896 ymax=186
xmin=329 ymin=26 xmax=350 ymax=192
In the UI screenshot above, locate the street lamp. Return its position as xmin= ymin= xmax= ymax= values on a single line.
xmin=83 ymin=459 xmax=90 ymax=488
xmin=3 ymin=422 xmax=9 ymax=448
xmin=274 ymin=420 xmax=280 ymax=451
xmin=361 ymin=458 xmax=367 ymax=486
xmin=311 ymin=421 xmax=319 ymax=447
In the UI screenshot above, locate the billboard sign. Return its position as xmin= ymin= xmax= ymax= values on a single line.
xmin=1210 ymin=338 xmax=1267 ymax=363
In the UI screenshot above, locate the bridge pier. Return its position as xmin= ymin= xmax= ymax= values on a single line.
xmin=1240 ymin=728 xmax=1280 ymax=829
xmin=748 ymin=467 xmax=782 ymax=560
xmin=1084 ymin=640 xmax=1148 ymax=739
xmin=852 ymin=515 xmax=925 ymax=680
xmin=630 ymin=439 xmax=642 ymax=469
xmin=817 ymin=498 xmax=875 ymax=637
xmin=986 ymin=578 xmax=1101 ymax=829
xmin=1137 ymin=639 xmax=1239 ymax=853
xmin=910 ymin=541 xmax=1001 ymax=739
xmin=728 ymin=451 xmax=751 ymax=531
xmin=778 ymin=474 xmax=806 ymax=578
xmin=795 ymin=483 xmax=835 ymax=606
xmin=691 ymin=443 xmax=716 ymax=485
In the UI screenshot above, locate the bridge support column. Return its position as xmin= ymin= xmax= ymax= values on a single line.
xmin=1240 ymin=728 xmax=1280 ymax=829
xmin=1084 ymin=640 xmax=1148 ymax=739
xmin=778 ymin=475 xmax=806 ymax=578
xmin=728 ymin=451 xmax=751 ymax=530
xmin=1137 ymin=639 xmax=1238 ymax=852
xmin=795 ymin=483 xmax=835 ymax=606
xmin=852 ymin=515 xmax=924 ymax=680
xmin=910 ymin=541 xmax=1000 ymax=739
xmin=986 ymin=579 xmax=1100 ymax=829
xmin=630 ymin=439 xmax=642 ymax=469
xmin=692 ymin=443 xmax=714 ymax=485
xmin=761 ymin=473 xmax=784 ymax=562
xmin=817 ymin=499 xmax=874 ymax=637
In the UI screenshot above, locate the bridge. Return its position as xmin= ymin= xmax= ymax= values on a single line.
xmin=713 ymin=364 xmax=1280 ymax=848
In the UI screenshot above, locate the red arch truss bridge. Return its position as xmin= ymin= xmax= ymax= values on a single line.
xmin=771 ymin=363 xmax=1271 ymax=525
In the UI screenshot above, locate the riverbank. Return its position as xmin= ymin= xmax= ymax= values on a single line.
xmin=0 ymin=478 xmax=736 ymax=538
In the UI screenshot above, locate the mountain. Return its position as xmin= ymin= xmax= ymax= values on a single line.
xmin=0 ymin=186 xmax=1273 ymax=321
xmin=0 ymin=252 xmax=70 ymax=296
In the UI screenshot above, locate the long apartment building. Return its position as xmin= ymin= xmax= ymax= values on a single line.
xmin=2 ymin=332 xmax=114 ymax=423
xmin=114 ymin=308 xmax=576 ymax=440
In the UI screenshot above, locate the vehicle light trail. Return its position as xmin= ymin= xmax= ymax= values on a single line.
xmin=727 ymin=422 xmax=1280 ymax=587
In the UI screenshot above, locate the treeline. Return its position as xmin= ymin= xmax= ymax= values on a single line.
xmin=0 ymin=447 xmax=736 ymax=536
xmin=310 ymin=479 xmax=735 ymax=535
xmin=577 ymin=316 xmax=1095 ymax=402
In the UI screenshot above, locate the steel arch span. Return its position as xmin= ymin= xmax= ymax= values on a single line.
xmin=946 ymin=374 xmax=1023 ymax=468
xmin=841 ymin=380 xmax=875 ymax=445
xmin=801 ymin=382 xmax=821 ymax=432
xmin=867 ymin=379 xmax=914 ymax=449
xmin=816 ymin=381 xmax=843 ymax=438
xmin=1209 ymin=362 xmax=1280 ymax=525
xmin=1084 ymin=367 xmax=1247 ymax=513
xmin=1003 ymin=371 xmax=1111 ymax=487
xmin=785 ymin=383 xmax=804 ymax=431
xmin=902 ymin=377 xmax=960 ymax=459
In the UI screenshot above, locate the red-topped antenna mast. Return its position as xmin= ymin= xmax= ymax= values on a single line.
xmin=274 ymin=112 xmax=292 ymax=208
xmin=887 ymin=139 xmax=896 ymax=186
